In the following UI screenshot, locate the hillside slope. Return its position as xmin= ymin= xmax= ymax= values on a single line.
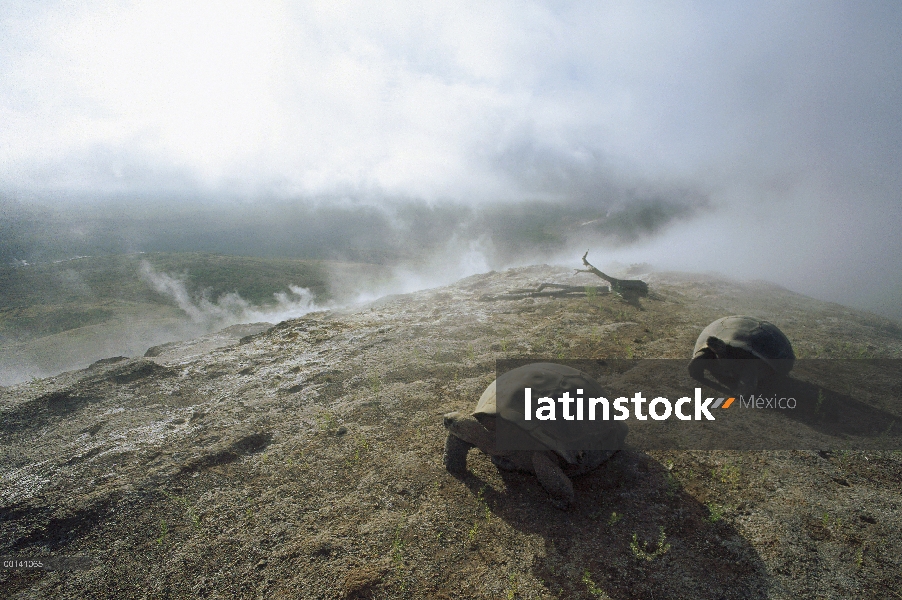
xmin=2 ymin=265 xmax=901 ymax=599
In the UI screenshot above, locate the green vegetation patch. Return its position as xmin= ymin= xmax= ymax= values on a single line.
xmin=0 ymin=305 xmax=115 ymax=340
xmin=0 ymin=252 xmax=335 ymax=309
xmin=0 ymin=252 xmax=386 ymax=342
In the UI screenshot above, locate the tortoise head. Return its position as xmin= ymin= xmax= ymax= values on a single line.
xmin=443 ymin=412 xmax=463 ymax=430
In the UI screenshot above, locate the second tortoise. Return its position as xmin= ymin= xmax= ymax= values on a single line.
xmin=688 ymin=315 xmax=795 ymax=394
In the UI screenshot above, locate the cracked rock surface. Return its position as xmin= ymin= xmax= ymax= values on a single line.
xmin=2 ymin=265 xmax=901 ymax=599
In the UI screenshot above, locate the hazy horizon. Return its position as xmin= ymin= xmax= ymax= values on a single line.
xmin=2 ymin=1 xmax=901 ymax=320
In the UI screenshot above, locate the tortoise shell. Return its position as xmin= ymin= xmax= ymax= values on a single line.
xmin=473 ymin=362 xmax=627 ymax=464
xmin=693 ymin=315 xmax=795 ymax=375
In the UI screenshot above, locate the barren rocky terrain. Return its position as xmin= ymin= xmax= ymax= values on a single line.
xmin=2 ymin=265 xmax=901 ymax=599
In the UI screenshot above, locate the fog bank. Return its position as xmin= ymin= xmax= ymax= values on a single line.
xmin=1 ymin=1 xmax=900 ymax=320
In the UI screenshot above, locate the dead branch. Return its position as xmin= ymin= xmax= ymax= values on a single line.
xmin=477 ymin=282 xmax=610 ymax=301
xmin=576 ymin=251 xmax=649 ymax=296
xmin=507 ymin=283 xmax=591 ymax=294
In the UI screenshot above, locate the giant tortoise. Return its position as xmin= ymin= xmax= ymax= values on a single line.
xmin=443 ymin=363 xmax=627 ymax=509
xmin=688 ymin=315 xmax=795 ymax=394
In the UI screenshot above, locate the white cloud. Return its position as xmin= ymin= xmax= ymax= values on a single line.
xmin=2 ymin=1 xmax=899 ymax=204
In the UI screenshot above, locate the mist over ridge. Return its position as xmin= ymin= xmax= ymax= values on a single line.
xmin=3 ymin=185 xmax=900 ymax=323
xmin=1 ymin=1 xmax=900 ymax=320
xmin=0 ymin=185 xmax=707 ymax=265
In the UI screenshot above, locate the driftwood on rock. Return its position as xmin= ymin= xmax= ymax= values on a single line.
xmin=576 ymin=251 xmax=649 ymax=297
xmin=478 ymin=283 xmax=610 ymax=302
xmin=476 ymin=251 xmax=648 ymax=302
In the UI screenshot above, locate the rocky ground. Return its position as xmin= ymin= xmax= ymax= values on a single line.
xmin=1 ymin=265 xmax=901 ymax=599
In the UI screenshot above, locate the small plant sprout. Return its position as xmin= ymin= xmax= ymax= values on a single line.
xmin=316 ymin=410 xmax=339 ymax=432
xmin=506 ymin=572 xmax=518 ymax=600
xmin=346 ymin=436 xmax=370 ymax=466
xmin=608 ymin=511 xmax=622 ymax=526
xmin=713 ymin=464 xmax=740 ymax=486
xmin=368 ymin=374 xmax=381 ymax=395
xmin=582 ymin=569 xmax=608 ymax=598
xmin=391 ymin=524 xmax=410 ymax=593
xmin=837 ymin=449 xmax=849 ymax=465
xmin=392 ymin=522 xmax=412 ymax=592
xmin=156 ymin=520 xmax=168 ymax=545
xmin=474 ymin=485 xmax=492 ymax=520
xmin=592 ymin=326 xmax=603 ymax=343
xmin=468 ymin=521 xmax=479 ymax=543
xmin=356 ymin=436 xmax=369 ymax=457
xmin=821 ymin=511 xmax=841 ymax=529
xmin=706 ymin=501 xmax=725 ymax=523
xmin=630 ymin=526 xmax=671 ymax=561
xmin=664 ymin=472 xmax=681 ymax=498
xmin=162 ymin=490 xmax=202 ymax=530
xmin=392 ymin=524 xmax=405 ymax=565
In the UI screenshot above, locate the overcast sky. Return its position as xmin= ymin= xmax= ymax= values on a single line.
xmin=1 ymin=1 xmax=901 ymax=317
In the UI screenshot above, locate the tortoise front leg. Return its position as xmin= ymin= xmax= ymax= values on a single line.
xmin=531 ymin=452 xmax=575 ymax=510
xmin=688 ymin=347 xmax=717 ymax=380
xmin=735 ymin=368 xmax=760 ymax=397
xmin=443 ymin=433 xmax=473 ymax=474
xmin=443 ymin=412 xmax=495 ymax=474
